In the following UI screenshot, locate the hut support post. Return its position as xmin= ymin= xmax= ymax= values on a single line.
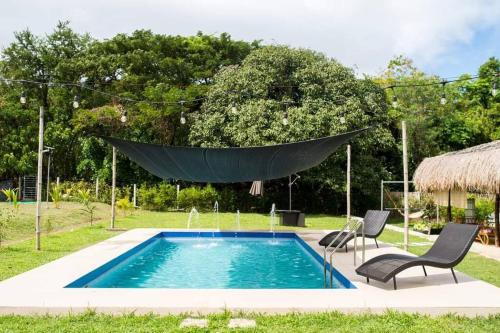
xmin=495 ymin=193 xmax=499 ymax=247
xmin=447 ymin=189 xmax=452 ymax=223
xmin=402 ymin=121 xmax=409 ymax=251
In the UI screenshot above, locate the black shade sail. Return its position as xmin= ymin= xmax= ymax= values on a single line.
xmin=103 ymin=128 xmax=367 ymax=183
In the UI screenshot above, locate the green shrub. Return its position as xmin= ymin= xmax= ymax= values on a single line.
xmin=75 ymin=189 xmax=97 ymax=225
xmin=475 ymin=197 xmax=494 ymax=222
xmin=116 ymin=197 xmax=134 ymax=216
xmin=138 ymin=183 xmax=176 ymax=211
xmin=1 ymin=189 xmax=19 ymax=211
xmin=50 ymin=184 xmax=63 ymax=208
xmin=178 ymin=185 xmax=218 ymax=211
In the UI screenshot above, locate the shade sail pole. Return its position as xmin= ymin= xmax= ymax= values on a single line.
xmin=347 ymin=144 xmax=351 ymax=221
xmin=402 ymin=121 xmax=409 ymax=251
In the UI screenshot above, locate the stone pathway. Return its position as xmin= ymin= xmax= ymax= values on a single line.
xmin=180 ymin=318 xmax=208 ymax=328
xmin=180 ymin=318 xmax=256 ymax=329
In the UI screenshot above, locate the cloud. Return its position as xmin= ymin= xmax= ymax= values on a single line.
xmin=1 ymin=0 xmax=499 ymax=75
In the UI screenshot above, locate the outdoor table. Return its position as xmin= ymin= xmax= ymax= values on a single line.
xmin=276 ymin=210 xmax=305 ymax=227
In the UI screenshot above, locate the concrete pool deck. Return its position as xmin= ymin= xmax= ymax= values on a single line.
xmin=0 ymin=228 xmax=499 ymax=316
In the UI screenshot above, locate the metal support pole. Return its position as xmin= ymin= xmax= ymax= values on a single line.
xmin=288 ymin=175 xmax=292 ymax=211
xmin=380 ymin=180 xmax=384 ymax=211
xmin=111 ymin=147 xmax=116 ymax=229
xmin=45 ymin=152 xmax=51 ymax=207
xmin=35 ymin=106 xmax=45 ymax=251
xmin=402 ymin=121 xmax=409 ymax=251
xmin=347 ymin=145 xmax=351 ymax=221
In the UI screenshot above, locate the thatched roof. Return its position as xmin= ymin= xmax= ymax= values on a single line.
xmin=413 ymin=140 xmax=500 ymax=194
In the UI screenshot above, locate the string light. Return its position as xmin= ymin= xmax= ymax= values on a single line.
xmin=20 ymin=91 xmax=27 ymax=104
xmin=1 ymin=72 xmax=497 ymax=116
xmin=72 ymin=95 xmax=80 ymax=109
xmin=120 ymin=109 xmax=128 ymax=123
xmin=282 ymin=111 xmax=288 ymax=126
xmin=440 ymin=81 xmax=447 ymax=105
xmin=180 ymin=111 xmax=186 ymax=125
xmin=339 ymin=116 xmax=346 ymax=124
xmin=231 ymin=104 xmax=238 ymax=115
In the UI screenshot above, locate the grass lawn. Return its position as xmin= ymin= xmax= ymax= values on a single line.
xmin=0 ymin=202 xmax=111 ymax=242
xmin=0 ymin=310 xmax=499 ymax=332
xmin=0 ymin=204 xmax=499 ymax=332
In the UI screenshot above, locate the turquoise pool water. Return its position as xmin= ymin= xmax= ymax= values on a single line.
xmin=67 ymin=232 xmax=351 ymax=289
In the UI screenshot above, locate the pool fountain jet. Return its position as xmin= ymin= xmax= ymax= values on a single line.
xmin=270 ymin=203 xmax=276 ymax=240
xmin=213 ymin=201 xmax=219 ymax=234
xmin=236 ymin=210 xmax=240 ymax=233
xmin=187 ymin=207 xmax=199 ymax=229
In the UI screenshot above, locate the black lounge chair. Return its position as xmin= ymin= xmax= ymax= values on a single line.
xmin=318 ymin=210 xmax=390 ymax=252
xmin=355 ymin=223 xmax=479 ymax=290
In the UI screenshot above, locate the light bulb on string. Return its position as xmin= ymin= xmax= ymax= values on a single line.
xmin=440 ymin=93 xmax=447 ymax=105
xmin=180 ymin=111 xmax=186 ymax=125
xmin=392 ymin=95 xmax=398 ymax=108
xmin=492 ymin=82 xmax=497 ymax=97
xmin=72 ymin=95 xmax=80 ymax=109
xmin=440 ymin=81 xmax=447 ymax=105
xmin=339 ymin=116 xmax=346 ymax=124
xmin=20 ymin=91 xmax=27 ymax=105
xmin=120 ymin=109 xmax=128 ymax=123
xmin=282 ymin=111 xmax=288 ymax=126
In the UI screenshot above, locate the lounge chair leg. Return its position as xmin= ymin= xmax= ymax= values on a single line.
xmin=366 ymin=277 xmax=369 ymax=284
xmin=451 ymin=268 xmax=458 ymax=284
xmin=374 ymin=239 xmax=379 ymax=248
xmin=345 ymin=245 xmax=348 ymax=253
xmin=323 ymin=248 xmax=327 ymax=288
xmin=393 ymin=277 xmax=397 ymax=290
xmin=422 ymin=266 xmax=427 ymax=277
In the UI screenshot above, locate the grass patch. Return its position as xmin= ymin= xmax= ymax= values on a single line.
xmin=0 ymin=311 xmax=498 ymax=332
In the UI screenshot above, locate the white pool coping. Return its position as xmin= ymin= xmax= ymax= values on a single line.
xmin=0 ymin=228 xmax=499 ymax=316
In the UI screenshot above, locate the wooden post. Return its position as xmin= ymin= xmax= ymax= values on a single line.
xmin=18 ymin=176 xmax=22 ymax=200
xmin=56 ymin=177 xmax=59 ymax=186
xmin=495 ymin=193 xmax=499 ymax=247
xmin=347 ymin=144 xmax=351 ymax=221
xmin=447 ymin=189 xmax=452 ymax=222
xmin=133 ymin=184 xmax=137 ymax=207
xmin=95 ymin=177 xmax=99 ymax=200
xmin=402 ymin=121 xmax=409 ymax=251
xmin=111 ymin=147 xmax=116 ymax=229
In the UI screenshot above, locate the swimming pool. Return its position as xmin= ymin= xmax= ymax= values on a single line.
xmin=66 ymin=232 xmax=353 ymax=289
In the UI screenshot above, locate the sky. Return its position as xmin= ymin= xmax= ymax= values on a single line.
xmin=1 ymin=0 xmax=499 ymax=78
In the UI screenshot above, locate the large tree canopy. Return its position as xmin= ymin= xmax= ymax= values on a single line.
xmin=189 ymin=46 xmax=397 ymax=212
xmin=0 ymin=23 xmax=257 ymax=183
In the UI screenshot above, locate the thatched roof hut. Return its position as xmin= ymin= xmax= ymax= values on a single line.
xmin=413 ymin=140 xmax=500 ymax=247
xmin=414 ymin=140 xmax=500 ymax=194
